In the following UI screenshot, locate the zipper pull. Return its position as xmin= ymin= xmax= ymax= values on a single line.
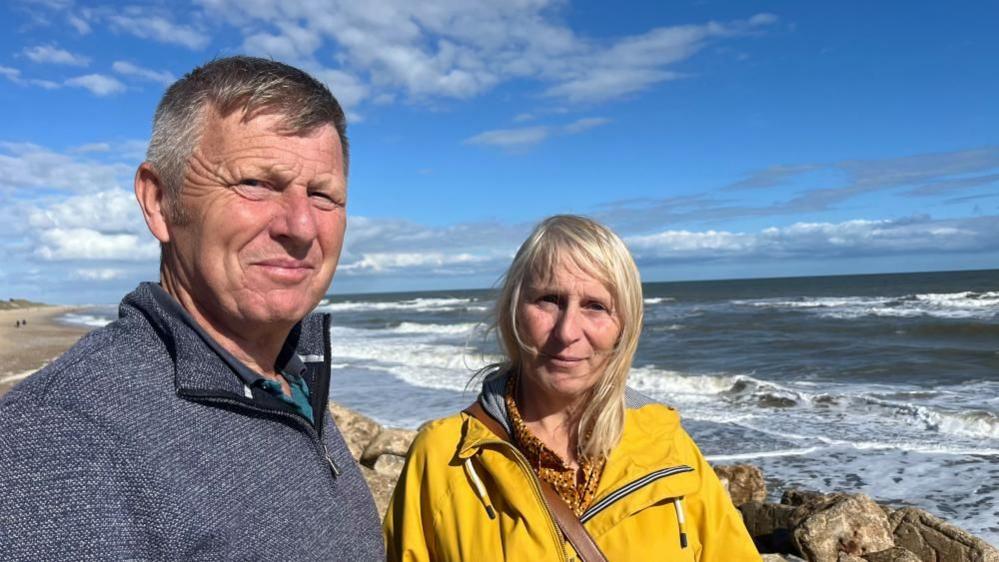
xmin=323 ymin=441 xmax=341 ymax=478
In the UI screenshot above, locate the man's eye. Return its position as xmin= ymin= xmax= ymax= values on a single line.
xmin=232 ymin=179 xmax=272 ymax=199
xmin=309 ymin=191 xmax=343 ymax=210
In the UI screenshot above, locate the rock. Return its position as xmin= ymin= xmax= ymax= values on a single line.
xmin=740 ymin=501 xmax=799 ymax=555
xmin=838 ymin=554 xmax=866 ymax=562
xmin=783 ymin=489 xmax=836 ymax=508
xmin=862 ymin=547 xmax=921 ymax=562
xmin=373 ymin=453 xmax=407 ymax=479
xmin=361 ymin=427 xmax=418 ymax=466
xmin=793 ymin=494 xmax=894 ymax=562
xmin=715 ymin=464 xmax=767 ymax=506
xmin=328 ymin=402 xmax=382 ymax=461
xmin=762 ymin=555 xmax=791 ymax=561
xmin=360 ymin=466 xmax=397 ymax=518
xmin=890 ymin=507 xmax=999 ymax=562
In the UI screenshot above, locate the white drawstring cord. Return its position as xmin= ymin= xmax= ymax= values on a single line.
xmin=464 ymin=458 xmax=496 ymax=519
xmin=673 ymin=497 xmax=688 ymax=548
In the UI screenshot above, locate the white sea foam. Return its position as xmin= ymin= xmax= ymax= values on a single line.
xmin=331 ymin=325 xmax=499 ymax=392
xmin=60 ymin=313 xmax=113 ymax=328
xmin=733 ymin=291 xmax=999 ymax=320
xmin=391 ymin=322 xmax=482 ymax=336
xmin=318 ymin=297 xmax=486 ymax=313
xmin=643 ymin=297 xmax=676 ymax=305
xmin=706 ymin=447 xmax=819 ymax=462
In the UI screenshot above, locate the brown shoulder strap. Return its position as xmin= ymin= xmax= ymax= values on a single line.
xmin=463 ymin=402 xmax=610 ymax=562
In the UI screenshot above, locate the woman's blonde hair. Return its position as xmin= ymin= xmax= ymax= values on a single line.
xmin=492 ymin=215 xmax=643 ymax=461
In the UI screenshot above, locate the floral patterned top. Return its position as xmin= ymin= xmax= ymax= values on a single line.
xmin=505 ymin=376 xmax=605 ymax=516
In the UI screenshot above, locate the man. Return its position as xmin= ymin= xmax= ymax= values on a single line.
xmin=0 ymin=57 xmax=384 ymax=559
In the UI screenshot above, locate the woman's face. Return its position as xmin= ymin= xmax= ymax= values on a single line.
xmin=517 ymin=259 xmax=622 ymax=403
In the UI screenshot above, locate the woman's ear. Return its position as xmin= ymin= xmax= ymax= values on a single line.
xmin=134 ymin=162 xmax=172 ymax=244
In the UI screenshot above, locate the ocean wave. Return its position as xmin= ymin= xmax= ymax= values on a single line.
xmin=317 ymin=297 xmax=486 ymax=313
xmin=733 ymin=290 xmax=999 ymax=320
xmin=706 ymin=447 xmax=820 ymax=462
xmin=391 ymin=322 xmax=482 ymax=336
xmin=59 ymin=313 xmax=113 ymax=328
xmin=643 ymin=297 xmax=676 ymax=305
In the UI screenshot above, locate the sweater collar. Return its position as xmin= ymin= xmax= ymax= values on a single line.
xmin=120 ymin=282 xmax=328 ymax=397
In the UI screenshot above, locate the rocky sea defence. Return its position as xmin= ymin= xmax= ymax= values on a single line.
xmin=331 ymin=403 xmax=999 ymax=562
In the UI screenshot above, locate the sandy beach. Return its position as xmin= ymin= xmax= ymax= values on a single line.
xmin=0 ymin=306 xmax=91 ymax=396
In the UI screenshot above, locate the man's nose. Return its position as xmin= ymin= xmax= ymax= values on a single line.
xmin=272 ymin=190 xmax=318 ymax=246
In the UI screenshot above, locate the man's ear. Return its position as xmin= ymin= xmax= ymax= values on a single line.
xmin=134 ymin=162 xmax=172 ymax=244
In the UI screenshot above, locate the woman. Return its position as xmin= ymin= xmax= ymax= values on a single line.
xmin=384 ymin=215 xmax=760 ymax=561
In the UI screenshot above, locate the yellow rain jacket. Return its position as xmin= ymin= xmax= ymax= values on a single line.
xmin=384 ymin=375 xmax=761 ymax=561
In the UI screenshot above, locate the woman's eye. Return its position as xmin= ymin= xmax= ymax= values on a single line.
xmin=586 ymin=301 xmax=609 ymax=312
xmin=538 ymin=294 xmax=560 ymax=306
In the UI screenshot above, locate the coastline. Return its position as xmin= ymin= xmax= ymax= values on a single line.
xmin=0 ymin=306 xmax=91 ymax=396
xmin=1 ymin=307 xmax=995 ymax=555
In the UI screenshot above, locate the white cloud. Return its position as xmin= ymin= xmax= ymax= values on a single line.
xmin=107 ymin=13 xmax=209 ymax=50
xmin=464 ymin=126 xmax=551 ymax=149
xmin=625 ymin=216 xmax=999 ymax=261
xmin=0 ymin=142 xmax=132 ymax=193
xmin=73 ymin=268 xmax=125 ymax=280
xmin=195 ymin=1 xmax=776 ymax=105
xmin=70 ymin=142 xmax=111 ymax=154
xmin=28 ymin=189 xmax=145 ymax=233
xmin=309 ymin=68 xmax=370 ymax=111
xmin=22 ymin=45 xmax=90 ymax=66
xmin=0 ymin=66 xmax=20 ymax=81
xmin=338 ymin=251 xmax=490 ymax=274
xmin=465 ymin=116 xmax=611 ymax=150
xmin=65 ymin=73 xmax=126 ymax=96
xmin=562 ymin=117 xmax=611 ymax=134
xmin=68 ymin=13 xmax=92 ymax=34
xmin=0 ymin=66 xmax=63 ymax=90
xmin=112 ymin=61 xmax=176 ymax=85
xmin=36 ymin=228 xmax=158 ymax=261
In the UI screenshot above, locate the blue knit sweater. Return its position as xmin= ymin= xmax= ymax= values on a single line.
xmin=0 ymin=283 xmax=384 ymax=560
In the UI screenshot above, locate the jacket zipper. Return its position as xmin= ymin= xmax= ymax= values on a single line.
xmin=476 ymin=438 xmax=570 ymax=562
xmin=179 ymin=391 xmax=342 ymax=481
xmin=579 ymin=465 xmax=694 ymax=524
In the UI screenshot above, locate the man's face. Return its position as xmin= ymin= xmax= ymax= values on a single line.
xmin=164 ymin=110 xmax=346 ymax=334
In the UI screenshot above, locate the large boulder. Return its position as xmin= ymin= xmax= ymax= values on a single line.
xmin=715 ymin=464 xmax=767 ymax=506
xmin=360 ymin=466 xmax=397 ymax=518
xmin=862 ymin=547 xmax=921 ymax=562
xmin=372 ymin=453 xmax=407 ymax=480
xmin=793 ymin=494 xmax=894 ymax=562
xmin=328 ymin=402 xmax=382 ymax=460
xmin=889 ymin=507 xmax=999 ymax=562
xmin=361 ymin=427 xmax=418 ymax=466
xmin=740 ymin=501 xmax=799 ymax=555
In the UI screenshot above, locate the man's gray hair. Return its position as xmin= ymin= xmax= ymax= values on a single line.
xmin=146 ymin=56 xmax=348 ymax=220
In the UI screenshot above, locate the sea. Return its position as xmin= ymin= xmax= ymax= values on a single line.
xmin=63 ymin=269 xmax=999 ymax=543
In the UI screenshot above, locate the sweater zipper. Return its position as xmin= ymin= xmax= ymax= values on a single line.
xmin=578 ymin=464 xmax=694 ymax=524
xmin=179 ymin=391 xmax=341 ymax=481
xmin=477 ymin=438 xmax=570 ymax=562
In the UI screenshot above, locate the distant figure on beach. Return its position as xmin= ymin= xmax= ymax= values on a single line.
xmin=0 ymin=57 xmax=383 ymax=559
xmin=14 ymin=320 xmax=19 ymax=328
xmin=384 ymin=215 xmax=760 ymax=561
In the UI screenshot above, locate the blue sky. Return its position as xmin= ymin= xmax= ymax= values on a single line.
xmin=1 ymin=0 xmax=998 ymax=304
